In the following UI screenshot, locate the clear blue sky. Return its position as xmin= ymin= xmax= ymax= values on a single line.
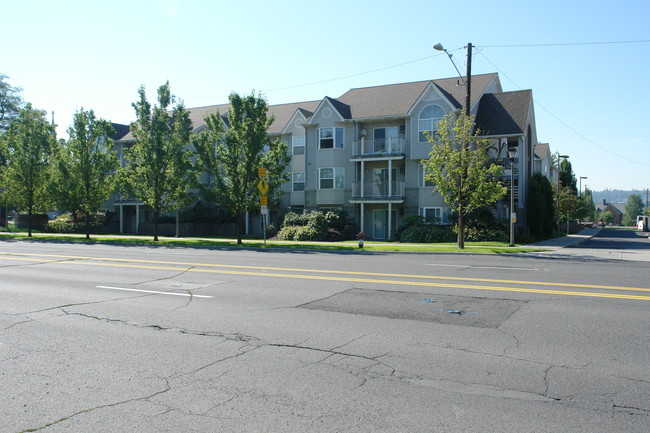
xmin=4 ymin=0 xmax=649 ymax=191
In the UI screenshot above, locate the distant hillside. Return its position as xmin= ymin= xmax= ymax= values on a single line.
xmin=592 ymin=189 xmax=649 ymax=205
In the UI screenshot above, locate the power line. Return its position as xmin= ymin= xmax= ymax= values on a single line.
xmin=479 ymin=39 xmax=650 ymax=48
xmin=477 ymin=50 xmax=650 ymax=167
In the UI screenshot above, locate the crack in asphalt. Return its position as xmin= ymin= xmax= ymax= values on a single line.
xmin=13 ymin=307 xmax=649 ymax=431
xmin=16 ymin=380 xmax=173 ymax=433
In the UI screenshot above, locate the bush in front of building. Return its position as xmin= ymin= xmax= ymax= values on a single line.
xmin=397 ymin=216 xmax=456 ymax=243
xmin=43 ymin=212 xmax=106 ymax=234
xmin=277 ymin=209 xmax=354 ymax=242
xmin=397 ymin=209 xmax=508 ymax=243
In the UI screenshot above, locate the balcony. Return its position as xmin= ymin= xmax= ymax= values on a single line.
xmin=352 ymin=138 xmax=406 ymax=159
xmin=351 ymin=181 xmax=405 ymax=201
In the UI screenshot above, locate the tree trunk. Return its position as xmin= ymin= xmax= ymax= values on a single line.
xmin=27 ymin=207 xmax=33 ymax=238
xmin=85 ymin=212 xmax=91 ymax=240
xmin=236 ymin=211 xmax=243 ymax=245
xmin=457 ymin=213 xmax=465 ymax=249
xmin=153 ymin=210 xmax=159 ymax=242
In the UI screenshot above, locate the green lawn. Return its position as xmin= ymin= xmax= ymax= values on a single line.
xmin=0 ymin=231 xmax=547 ymax=254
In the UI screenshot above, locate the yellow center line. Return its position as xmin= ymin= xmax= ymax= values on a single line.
xmin=2 ymin=253 xmax=648 ymax=301
xmin=1 ymin=251 xmax=649 ymax=293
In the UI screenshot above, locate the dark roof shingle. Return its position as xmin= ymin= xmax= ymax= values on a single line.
xmin=474 ymin=90 xmax=532 ymax=136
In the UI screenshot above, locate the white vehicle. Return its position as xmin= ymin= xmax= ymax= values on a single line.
xmin=636 ymin=215 xmax=649 ymax=232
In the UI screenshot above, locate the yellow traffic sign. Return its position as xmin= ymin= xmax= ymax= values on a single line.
xmin=258 ymin=167 xmax=267 ymax=177
xmin=257 ymin=178 xmax=269 ymax=196
xmin=260 ymin=196 xmax=268 ymax=206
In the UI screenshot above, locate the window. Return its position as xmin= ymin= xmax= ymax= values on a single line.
xmin=318 ymin=167 xmax=344 ymax=189
xmin=419 ymin=207 xmax=450 ymax=224
xmin=292 ymin=136 xmax=305 ymax=155
xmin=292 ymin=172 xmax=305 ymax=191
xmin=373 ymin=127 xmax=399 ymax=152
xmin=418 ymin=104 xmax=445 ymax=142
xmin=319 ymin=127 xmax=344 ymax=149
xmin=418 ymin=163 xmax=434 ymax=187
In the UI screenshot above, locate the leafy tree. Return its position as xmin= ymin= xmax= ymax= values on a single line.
xmin=423 ymin=111 xmax=507 ymax=249
xmin=575 ymin=187 xmax=594 ymax=222
xmin=0 ymin=104 xmax=57 ymax=236
xmin=558 ymin=186 xmax=578 ymax=222
xmin=194 ymin=91 xmax=290 ymax=245
xmin=0 ymin=74 xmax=24 ymax=134
xmin=558 ymin=157 xmax=577 ymax=193
xmin=622 ymin=193 xmax=644 ymax=226
xmin=51 ymin=109 xmax=119 ymax=239
xmin=122 ymin=81 xmax=197 ymax=241
xmin=527 ymin=173 xmax=555 ymax=240
xmin=600 ymin=210 xmax=614 ymax=225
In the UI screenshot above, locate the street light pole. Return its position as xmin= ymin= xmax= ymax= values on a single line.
xmin=579 ymin=176 xmax=588 ymax=197
xmin=508 ymin=145 xmax=518 ymax=246
xmin=433 ymin=42 xmax=472 ymax=115
xmin=556 ymin=155 xmax=569 ymax=233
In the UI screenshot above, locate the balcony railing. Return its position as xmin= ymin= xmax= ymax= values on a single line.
xmin=352 ymin=138 xmax=405 ymax=157
xmin=352 ymin=181 xmax=405 ymax=200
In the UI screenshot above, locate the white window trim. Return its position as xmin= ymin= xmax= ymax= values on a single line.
xmin=292 ymin=172 xmax=305 ymax=192
xmin=418 ymin=163 xmax=434 ymax=188
xmin=418 ymin=104 xmax=445 ymax=143
xmin=292 ymin=136 xmax=305 ymax=155
xmin=317 ymin=167 xmax=344 ymax=189
xmin=419 ymin=207 xmax=449 ymax=224
xmin=318 ymin=127 xmax=344 ymax=149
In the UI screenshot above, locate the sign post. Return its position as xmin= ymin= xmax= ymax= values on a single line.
xmin=258 ymin=168 xmax=268 ymax=246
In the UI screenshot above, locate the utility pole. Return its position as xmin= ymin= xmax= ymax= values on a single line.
xmin=465 ymin=43 xmax=472 ymax=116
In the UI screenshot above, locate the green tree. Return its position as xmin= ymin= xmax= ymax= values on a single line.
xmin=600 ymin=210 xmax=614 ymax=225
xmin=527 ymin=173 xmax=555 ymax=240
xmin=622 ymin=193 xmax=644 ymax=226
xmin=51 ymin=109 xmax=119 ymax=239
xmin=122 ymin=81 xmax=196 ymax=241
xmin=0 ymin=73 xmax=24 ymax=134
xmin=194 ymin=91 xmax=290 ymax=245
xmin=423 ymin=111 xmax=507 ymax=249
xmin=0 ymin=104 xmax=57 ymax=236
xmin=558 ymin=157 xmax=577 ymax=193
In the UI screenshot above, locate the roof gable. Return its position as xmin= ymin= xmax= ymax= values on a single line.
xmin=474 ymin=90 xmax=533 ymax=136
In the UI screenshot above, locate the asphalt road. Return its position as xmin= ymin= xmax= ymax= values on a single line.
xmin=1 ymin=232 xmax=649 ymax=432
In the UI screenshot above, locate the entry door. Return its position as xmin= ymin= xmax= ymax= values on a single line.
xmin=373 ymin=209 xmax=398 ymax=240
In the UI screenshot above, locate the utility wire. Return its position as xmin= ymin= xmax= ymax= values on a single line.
xmin=479 ymin=39 xmax=650 ymax=48
xmin=477 ymin=50 xmax=650 ymax=167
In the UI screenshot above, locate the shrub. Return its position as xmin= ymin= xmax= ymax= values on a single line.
xmin=278 ymin=210 xmax=352 ymax=242
xmin=264 ymin=223 xmax=278 ymax=238
xmin=44 ymin=212 xmax=105 ymax=234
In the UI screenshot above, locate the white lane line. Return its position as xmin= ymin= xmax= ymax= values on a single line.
xmin=97 ymin=286 xmax=213 ymax=298
xmin=423 ymin=264 xmax=540 ymax=271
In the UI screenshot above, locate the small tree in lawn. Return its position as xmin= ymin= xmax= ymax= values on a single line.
xmin=423 ymin=111 xmax=506 ymax=249
xmin=0 ymin=104 xmax=57 ymax=236
xmin=194 ymin=91 xmax=290 ymax=245
xmin=52 ymin=109 xmax=119 ymax=239
xmin=122 ymin=81 xmax=196 ymax=241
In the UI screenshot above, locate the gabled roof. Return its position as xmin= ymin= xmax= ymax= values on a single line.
xmin=474 ymin=90 xmax=533 ymax=136
xmin=266 ymin=100 xmax=320 ymax=134
xmin=116 ymin=73 xmax=506 ymax=141
xmin=335 ymin=73 xmax=499 ymax=119
xmin=534 ymin=142 xmax=550 ymax=159
xmin=111 ymin=123 xmax=130 ymax=141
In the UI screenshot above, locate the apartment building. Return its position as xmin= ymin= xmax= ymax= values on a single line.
xmin=113 ymin=72 xmax=539 ymax=240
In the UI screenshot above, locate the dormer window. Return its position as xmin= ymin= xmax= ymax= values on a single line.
xmin=418 ymin=104 xmax=445 ymax=142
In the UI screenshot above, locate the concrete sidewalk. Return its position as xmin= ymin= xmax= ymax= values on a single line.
xmin=526 ymin=227 xmax=601 ymax=251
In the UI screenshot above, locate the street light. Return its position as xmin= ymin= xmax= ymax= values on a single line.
xmin=556 ymin=155 xmax=569 ymax=233
xmin=508 ymin=144 xmax=518 ymax=246
xmin=579 ymin=176 xmax=588 ymax=197
xmin=434 ymin=42 xmax=473 ymax=116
